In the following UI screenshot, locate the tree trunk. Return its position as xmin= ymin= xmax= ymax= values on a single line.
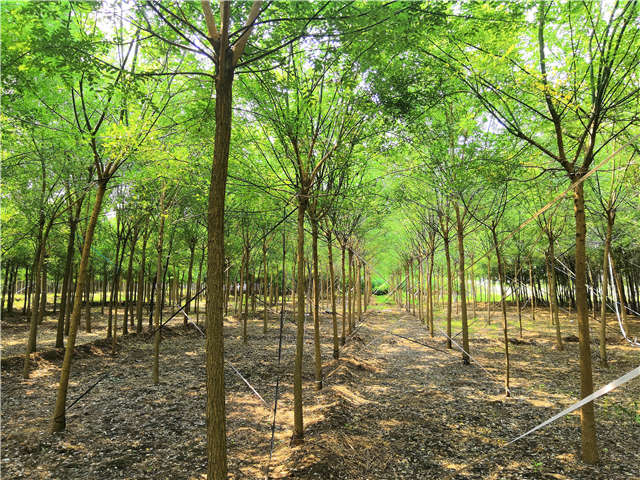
xmin=486 ymin=254 xmax=492 ymax=324
xmin=326 ymin=230 xmax=339 ymax=359
xmin=38 ymin=256 xmax=47 ymax=324
xmin=242 ymin=247 xmax=249 ymax=343
xmin=263 ymin=239 xmax=268 ymax=333
xmin=444 ymin=237 xmax=452 ymax=349
xmin=311 ymin=217 xmax=322 ymax=390
xmin=428 ymin=248 xmax=435 ymax=337
xmin=492 ymin=229 xmax=510 ymax=397
xmin=292 ymin=194 xmax=307 ymax=444
xmin=84 ymin=268 xmax=91 ymax=333
xmin=53 ymin=275 xmax=59 ymax=314
xmin=515 ymin=259 xmax=522 ymax=338
xmin=529 ymin=258 xmax=536 ymax=323
xmin=24 ymin=265 xmax=31 ymax=315
xmin=455 ymin=203 xmax=470 ymax=365
xmin=107 ymin=226 xmax=122 ymax=340
xmin=153 ymin=189 xmax=167 ymax=385
xmin=573 ymin=181 xmax=598 ymax=464
xmin=124 ymin=228 xmax=138 ymax=335
xmin=341 ymin=243 xmax=346 ymax=345
xmin=470 ymin=253 xmax=477 ymax=319
xmin=185 ymin=242 xmax=196 ymax=318
xmin=547 ymin=238 xmax=563 ymax=350
xmin=23 ymin=235 xmax=44 ymax=378
xmin=50 ymin=181 xmax=107 ymax=431
xmin=410 ymin=259 xmax=415 ymax=316
xmin=348 ymin=248 xmax=353 ymax=334
xmin=418 ymin=258 xmax=424 ymax=324
xmin=357 ymin=257 xmax=362 ymax=323
xmin=136 ymin=229 xmax=150 ymax=333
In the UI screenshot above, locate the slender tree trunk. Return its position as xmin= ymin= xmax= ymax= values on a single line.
xmin=326 ymin=230 xmax=339 ymax=359
xmin=547 ymin=238 xmax=563 ymax=350
xmin=124 ymin=228 xmax=138 ymax=335
xmin=444 ymin=237 xmax=452 ymax=349
xmin=23 ymin=236 xmax=44 ymax=378
xmin=311 ymin=217 xmax=322 ymax=390
xmin=341 ymin=243 xmax=346 ymax=345
xmin=410 ymin=259 xmax=415 ymax=316
xmin=1 ymin=261 xmax=9 ymax=312
xmin=572 ymin=181 xmax=598 ymax=464
xmin=243 ymin=267 xmax=250 ymax=343
xmin=242 ymin=247 xmax=249 ymax=343
xmin=85 ymin=268 xmax=92 ymax=333
xmin=418 ymin=258 xmax=424 ymax=324
xmin=50 ymin=181 xmax=107 ymax=431
xmin=470 ymin=253 xmax=477 ymax=319
xmin=455 ymin=203 xmax=470 ymax=364
xmin=24 ymin=265 xmax=31 ymax=316
xmin=405 ymin=263 xmax=409 ymax=312
xmin=486 ymin=254 xmax=492 ymax=324
xmin=107 ymin=228 xmax=122 ymax=340
xmin=153 ymin=189 xmax=167 ymax=385
xmin=357 ymin=257 xmax=362 ymax=323
xmin=529 ymin=258 xmax=536 ymax=323
xmin=38 ymin=256 xmax=47 ymax=324
xmin=263 ymin=240 xmax=268 ymax=333
xmin=223 ymin=256 xmax=230 ymax=319
xmin=186 ymin=242 xmax=196 ymax=317
xmin=492 ymin=229 xmax=510 ymax=397
xmin=56 ymin=211 xmax=78 ymax=349
xmin=292 ymin=193 xmax=308 ymax=444
xmin=348 ymin=248 xmax=353 ymax=334
xmin=136 ymin=230 xmax=149 ymax=333
xmin=515 ymin=259 xmax=522 ymax=338
xmin=428 ymin=248 xmax=435 ymax=337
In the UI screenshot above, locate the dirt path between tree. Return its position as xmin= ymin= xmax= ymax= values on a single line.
xmin=274 ymin=305 xmax=639 ymax=480
xmin=2 ymin=303 xmax=638 ymax=479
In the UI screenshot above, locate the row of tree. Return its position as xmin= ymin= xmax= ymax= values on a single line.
xmin=3 ymin=1 xmax=639 ymax=475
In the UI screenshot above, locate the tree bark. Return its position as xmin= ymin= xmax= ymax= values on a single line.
xmin=153 ymin=188 xmax=167 ymax=385
xmin=348 ymin=248 xmax=353 ymax=334
xmin=123 ymin=227 xmax=138 ymax=335
xmin=455 ymin=203 xmax=470 ymax=365
xmin=573 ymin=181 xmax=598 ymax=463
xmin=292 ymin=193 xmax=308 ymax=444
xmin=326 ymin=229 xmax=339 ymax=359
xmin=263 ymin=239 xmax=268 ymax=333
xmin=136 ymin=229 xmax=150 ymax=333
xmin=546 ymin=237 xmax=563 ymax=350
xmin=341 ymin=243 xmax=346 ymax=345
xmin=185 ymin=241 xmax=196 ymax=316
xmin=23 ymin=238 xmax=44 ymax=378
xmin=492 ymin=229 xmax=510 ymax=397
xmin=310 ymin=217 xmax=322 ymax=390
xmin=444 ymin=236 xmax=453 ymax=349
xmin=50 ymin=181 xmax=107 ymax=431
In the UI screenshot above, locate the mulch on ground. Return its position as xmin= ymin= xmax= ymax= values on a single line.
xmin=2 ymin=302 xmax=639 ymax=479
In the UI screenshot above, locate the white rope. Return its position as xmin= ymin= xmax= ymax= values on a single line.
xmin=554 ymin=257 xmax=640 ymax=317
xmin=226 ymin=360 xmax=269 ymax=408
xmin=506 ymin=365 xmax=640 ymax=445
xmin=554 ymin=257 xmax=640 ymax=347
xmin=186 ymin=310 xmax=269 ymax=405
xmin=608 ymin=253 xmax=640 ymax=347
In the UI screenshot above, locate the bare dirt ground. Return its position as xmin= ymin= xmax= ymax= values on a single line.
xmin=2 ymin=299 xmax=639 ymax=479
